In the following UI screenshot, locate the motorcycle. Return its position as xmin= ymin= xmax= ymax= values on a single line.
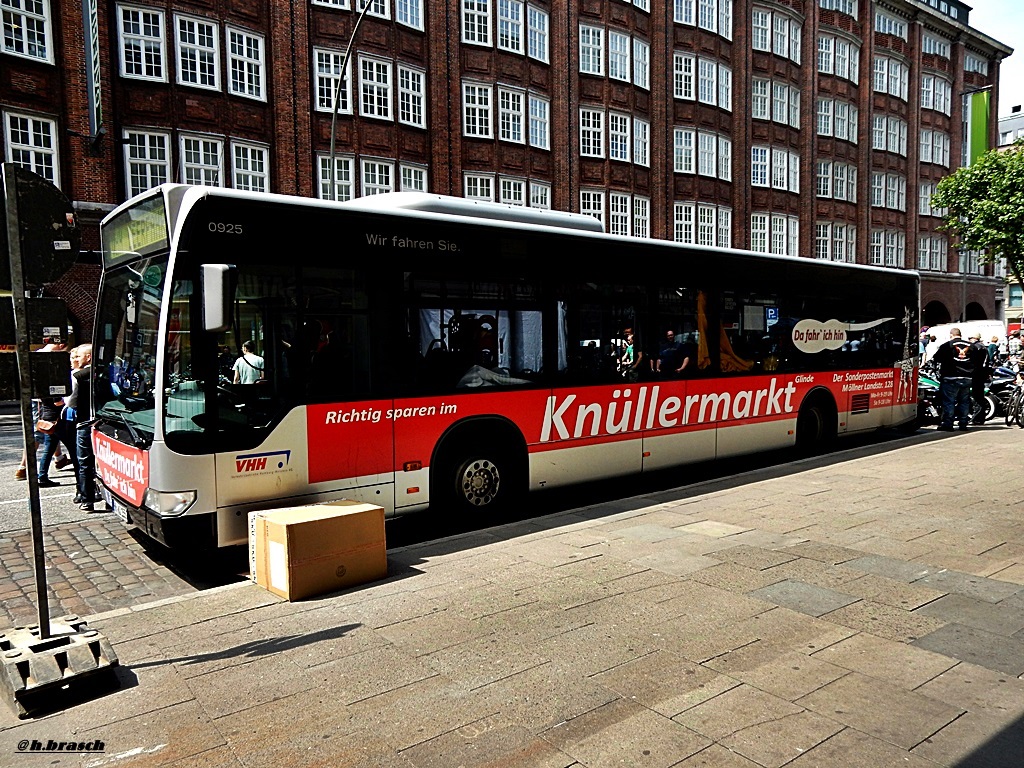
xmin=917 ymin=364 xmax=1001 ymax=424
xmin=917 ymin=369 xmax=942 ymax=426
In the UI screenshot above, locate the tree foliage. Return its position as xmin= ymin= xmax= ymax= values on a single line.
xmin=931 ymin=139 xmax=1024 ymax=288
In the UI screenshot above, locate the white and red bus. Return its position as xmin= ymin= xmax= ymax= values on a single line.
xmin=92 ymin=185 xmax=920 ymax=550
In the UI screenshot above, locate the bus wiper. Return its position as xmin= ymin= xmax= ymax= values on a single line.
xmin=101 ymin=408 xmax=146 ymax=449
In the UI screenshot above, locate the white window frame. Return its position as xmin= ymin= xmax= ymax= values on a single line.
xmin=752 ymin=79 xmax=769 ymax=119
xmin=396 ymin=0 xmax=424 ymax=31
xmin=579 ymin=25 xmax=604 ymax=76
xmin=179 ymin=134 xmax=223 ymax=186
xmin=3 ymin=0 xmax=53 ymax=62
xmin=608 ymin=30 xmax=630 ymax=82
xmin=118 ymin=5 xmax=165 ymax=81
xmin=498 ymin=87 xmax=525 ymax=144
xmin=500 ymin=176 xmax=527 ymax=206
xmin=358 ymin=55 xmax=393 ymax=120
xmin=634 ymin=196 xmax=650 ymax=239
xmin=750 ymin=146 xmax=768 ymax=187
xmin=400 ymin=163 xmax=428 ymax=191
xmin=397 ymin=64 xmax=426 ymax=128
xmin=609 ymin=112 xmax=631 ymax=162
xmin=674 ymin=53 xmax=695 ymax=101
xmin=580 ymin=108 xmax=604 ymax=158
xmin=497 ymin=0 xmax=524 ymax=54
xmin=462 ymin=82 xmax=493 ymax=138
xmin=318 ymin=153 xmax=354 ymax=202
xmin=580 ymin=189 xmax=605 ymax=226
xmin=315 ymin=48 xmax=352 ymax=114
xmin=633 ymin=117 xmax=649 ymax=167
xmin=123 ymin=129 xmax=170 ymax=197
xmin=175 ymin=14 xmax=220 ymax=90
xmin=674 ymin=128 xmax=694 ymax=174
xmin=462 ymin=0 xmax=491 ymax=46
xmin=633 ymin=39 xmax=650 ymax=90
xmin=4 ymin=111 xmax=59 ymax=185
xmin=530 ymin=181 xmax=550 ymax=209
xmin=528 ymin=94 xmax=549 ymax=149
xmin=231 ymin=141 xmax=268 ymax=192
xmin=527 ymin=5 xmax=549 ymax=63
xmin=464 ymin=173 xmax=495 ymax=201
xmin=227 ymin=27 xmax=265 ymax=101
xmin=609 ymin=192 xmax=631 ymax=236
xmin=361 ymin=158 xmax=395 ymax=196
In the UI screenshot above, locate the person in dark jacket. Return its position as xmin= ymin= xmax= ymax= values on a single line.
xmin=931 ymin=327 xmax=985 ymax=431
xmin=63 ymin=344 xmax=96 ymax=509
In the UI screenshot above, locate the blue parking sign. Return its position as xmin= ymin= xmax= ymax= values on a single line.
xmin=766 ymin=306 xmax=779 ymax=328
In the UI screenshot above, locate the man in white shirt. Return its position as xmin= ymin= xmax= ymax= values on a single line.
xmin=232 ymin=340 xmax=264 ymax=384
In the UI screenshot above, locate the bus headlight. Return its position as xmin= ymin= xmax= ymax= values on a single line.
xmin=143 ymin=488 xmax=197 ymax=517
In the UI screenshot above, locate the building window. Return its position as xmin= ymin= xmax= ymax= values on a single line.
xmin=124 ymin=130 xmax=170 ymax=196
xmin=498 ymin=88 xmax=525 ymax=143
xmin=579 ymin=25 xmax=603 ymax=75
xmin=497 ymin=0 xmax=523 ymax=53
xmin=756 ymin=9 xmax=800 ymax=64
xmin=633 ymin=39 xmax=650 ymax=89
xmin=529 ymin=95 xmax=549 ymax=149
xmin=3 ymin=111 xmax=58 ymax=185
xmin=227 ymin=27 xmax=265 ymax=101
xmin=462 ymin=83 xmax=492 ymax=137
xmin=917 ymin=234 xmax=944 ymax=271
xmin=530 ymin=181 xmax=550 ymax=209
xmin=318 ymin=154 xmax=353 ymax=201
xmin=118 ymin=6 xmax=165 ymax=81
xmin=634 ymin=196 xmax=650 ymax=239
xmin=609 ymin=192 xmax=631 ymax=236
xmin=231 ymin=141 xmax=268 ymax=192
xmin=751 ymin=79 xmax=769 ymax=119
xmin=500 ymin=176 xmax=526 ymax=205
xmin=965 ymin=54 xmax=988 ymax=75
xmin=361 ymin=159 xmax=394 ymax=196
xmin=580 ymin=109 xmax=604 ymax=157
xmin=175 ymin=15 xmax=219 ymax=90
xmin=180 ymin=135 xmax=222 ymax=186
xmin=400 ymin=164 xmax=428 ymax=191
xmin=609 ymin=112 xmax=630 ymax=162
xmin=315 ymin=49 xmax=351 ymax=113
xmin=527 ymin=5 xmax=548 ymax=63
xmin=397 ymin=65 xmax=425 ymax=128
xmin=874 ymin=11 xmax=907 ymax=40
xmin=580 ymin=190 xmax=604 ymax=225
xmin=608 ymin=30 xmax=630 ymax=82
xmin=359 ymin=56 xmax=392 ymax=120
xmin=920 ymin=129 xmax=950 ymax=167
xmin=462 ymin=0 xmax=491 ymax=45
xmin=819 ymin=0 xmax=855 ymax=16
xmin=920 ymin=75 xmax=951 ymax=115
xmin=674 ymin=128 xmax=694 ymax=174
xmin=750 ymin=146 xmax=768 ymax=186
xmin=873 ymin=56 xmax=908 ymax=101
xmin=464 ymin=173 xmax=494 ymax=201
xmin=633 ymin=118 xmax=649 ymax=167
xmin=396 ymin=0 xmax=424 ymax=31
xmin=2 ymin=0 xmax=52 ymax=62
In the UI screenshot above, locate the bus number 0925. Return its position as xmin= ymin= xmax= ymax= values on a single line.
xmin=208 ymin=222 xmax=244 ymax=234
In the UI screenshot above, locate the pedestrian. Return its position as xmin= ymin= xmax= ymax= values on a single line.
xmin=987 ymin=336 xmax=1001 ymax=368
xmin=930 ymin=327 xmax=984 ymax=431
xmin=63 ymin=344 xmax=97 ymax=510
xmin=232 ymin=340 xmax=264 ymax=384
xmin=967 ymin=333 xmax=988 ymax=424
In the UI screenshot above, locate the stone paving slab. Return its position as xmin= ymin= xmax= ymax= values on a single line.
xmin=2 ymin=427 xmax=1024 ymax=767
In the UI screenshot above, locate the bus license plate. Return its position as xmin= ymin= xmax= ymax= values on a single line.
xmin=112 ymin=498 xmax=128 ymax=524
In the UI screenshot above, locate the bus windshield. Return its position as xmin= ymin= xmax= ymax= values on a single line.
xmin=93 ymin=257 xmax=166 ymax=444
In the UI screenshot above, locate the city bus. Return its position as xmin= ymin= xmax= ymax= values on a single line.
xmin=93 ymin=185 xmax=921 ymax=551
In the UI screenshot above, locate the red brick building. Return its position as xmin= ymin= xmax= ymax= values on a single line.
xmin=1 ymin=0 xmax=1012 ymax=339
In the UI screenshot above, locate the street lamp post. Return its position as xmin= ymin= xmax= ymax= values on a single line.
xmin=328 ymin=0 xmax=372 ymax=202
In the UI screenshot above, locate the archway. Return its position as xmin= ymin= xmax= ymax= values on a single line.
xmin=922 ymin=300 xmax=951 ymax=327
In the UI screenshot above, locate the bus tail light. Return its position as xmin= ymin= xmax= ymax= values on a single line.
xmin=143 ymin=488 xmax=197 ymax=517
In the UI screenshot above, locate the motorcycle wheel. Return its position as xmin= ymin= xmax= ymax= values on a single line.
xmin=983 ymin=394 xmax=999 ymax=422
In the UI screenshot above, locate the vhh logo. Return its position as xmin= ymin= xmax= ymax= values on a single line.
xmin=234 ymin=451 xmax=291 ymax=474
xmin=236 ymin=456 xmax=267 ymax=472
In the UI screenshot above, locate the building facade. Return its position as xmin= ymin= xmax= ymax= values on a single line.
xmin=0 ymin=0 xmax=1013 ymax=339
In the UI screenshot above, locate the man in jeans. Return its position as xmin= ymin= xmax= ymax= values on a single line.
xmin=931 ymin=327 xmax=984 ymax=431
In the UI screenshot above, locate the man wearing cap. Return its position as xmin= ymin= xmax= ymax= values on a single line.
xmin=931 ymin=327 xmax=985 ymax=431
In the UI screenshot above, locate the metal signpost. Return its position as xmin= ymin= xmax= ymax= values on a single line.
xmin=0 ymin=163 xmax=118 ymax=718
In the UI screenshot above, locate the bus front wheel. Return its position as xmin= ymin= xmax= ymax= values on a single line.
xmin=437 ymin=442 xmax=525 ymax=521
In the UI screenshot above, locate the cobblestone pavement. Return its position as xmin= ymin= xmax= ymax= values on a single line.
xmin=0 ymin=517 xmax=228 ymax=628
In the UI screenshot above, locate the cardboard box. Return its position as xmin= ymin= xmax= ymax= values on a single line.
xmin=249 ymin=500 xmax=387 ymax=601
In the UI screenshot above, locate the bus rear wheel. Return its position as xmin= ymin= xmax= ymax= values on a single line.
xmin=795 ymin=395 xmax=837 ymax=455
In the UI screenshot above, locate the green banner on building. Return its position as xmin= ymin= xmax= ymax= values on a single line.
xmin=969 ymin=90 xmax=991 ymax=165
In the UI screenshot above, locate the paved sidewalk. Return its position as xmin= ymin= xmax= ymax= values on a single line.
xmin=2 ymin=426 xmax=1023 ymax=767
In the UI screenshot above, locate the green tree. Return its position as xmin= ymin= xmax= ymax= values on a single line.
xmin=931 ymin=140 xmax=1024 ymax=289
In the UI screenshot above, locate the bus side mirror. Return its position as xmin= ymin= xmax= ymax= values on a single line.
xmin=202 ymin=264 xmax=236 ymax=332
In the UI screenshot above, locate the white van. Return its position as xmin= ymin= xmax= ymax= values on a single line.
xmin=922 ymin=320 xmax=1005 ymax=362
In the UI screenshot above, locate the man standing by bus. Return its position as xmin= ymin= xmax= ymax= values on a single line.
xmin=232 ymin=341 xmax=264 ymax=384
xmin=931 ymin=327 xmax=983 ymax=432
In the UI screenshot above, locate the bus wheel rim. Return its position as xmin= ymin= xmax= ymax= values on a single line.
xmin=459 ymin=459 xmax=500 ymax=506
